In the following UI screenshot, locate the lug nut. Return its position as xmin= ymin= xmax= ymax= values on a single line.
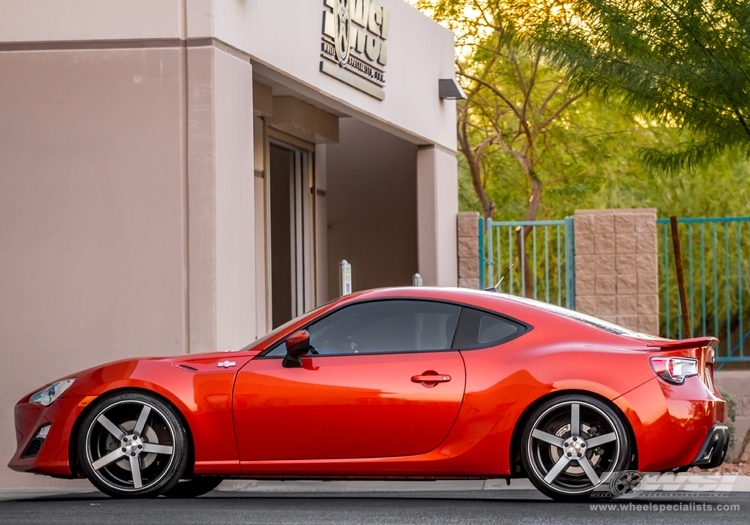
xmin=573 ymin=437 xmax=577 ymax=441
xmin=131 ymin=452 xmax=136 ymax=456
xmin=121 ymin=448 xmax=126 ymax=452
xmin=566 ymin=452 xmax=571 ymax=457
xmin=138 ymin=445 xmax=142 ymax=449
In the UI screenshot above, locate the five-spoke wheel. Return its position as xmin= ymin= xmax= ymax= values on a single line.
xmin=78 ymin=392 xmax=188 ymax=498
xmin=521 ymin=394 xmax=631 ymax=501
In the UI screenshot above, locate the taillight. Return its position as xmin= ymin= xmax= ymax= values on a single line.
xmin=649 ymin=357 xmax=698 ymax=384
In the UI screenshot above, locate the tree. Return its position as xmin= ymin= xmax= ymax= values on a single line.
xmin=416 ymin=1 xmax=583 ymax=294
xmin=414 ymin=0 xmax=750 ymax=301
xmin=512 ymin=0 xmax=750 ymax=171
xmin=417 ymin=2 xmax=581 ymax=221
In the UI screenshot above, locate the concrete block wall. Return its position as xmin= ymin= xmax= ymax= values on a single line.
xmin=457 ymin=212 xmax=479 ymax=289
xmin=573 ymin=209 xmax=659 ymax=334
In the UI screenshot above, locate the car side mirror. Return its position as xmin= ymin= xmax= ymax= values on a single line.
xmin=282 ymin=330 xmax=311 ymax=368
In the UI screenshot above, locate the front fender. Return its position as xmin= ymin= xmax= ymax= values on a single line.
xmin=63 ymin=353 xmax=258 ymax=474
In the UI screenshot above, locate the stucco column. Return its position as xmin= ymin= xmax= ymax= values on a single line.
xmin=187 ymin=45 xmax=256 ymax=352
xmin=417 ymin=145 xmax=458 ymax=287
xmin=574 ymin=209 xmax=659 ymax=334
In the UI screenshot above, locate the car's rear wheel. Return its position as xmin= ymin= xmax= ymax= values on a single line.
xmin=78 ymin=392 xmax=188 ymax=498
xmin=163 ymin=477 xmax=223 ymax=498
xmin=521 ymin=394 xmax=631 ymax=501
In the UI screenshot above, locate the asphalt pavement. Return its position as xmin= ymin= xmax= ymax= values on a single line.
xmin=0 ymin=479 xmax=748 ymax=525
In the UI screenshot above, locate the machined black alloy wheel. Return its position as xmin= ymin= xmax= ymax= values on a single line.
xmin=78 ymin=392 xmax=188 ymax=498
xmin=521 ymin=394 xmax=631 ymax=501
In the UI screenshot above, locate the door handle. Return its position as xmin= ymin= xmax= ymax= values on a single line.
xmin=411 ymin=373 xmax=451 ymax=383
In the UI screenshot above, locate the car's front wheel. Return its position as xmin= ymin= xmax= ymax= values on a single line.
xmin=78 ymin=391 xmax=188 ymax=498
xmin=521 ymin=394 xmax=631 ymax=501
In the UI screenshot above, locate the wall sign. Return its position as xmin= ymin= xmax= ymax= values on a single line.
xmin=321 ymin=0 xmax=389 ymax=101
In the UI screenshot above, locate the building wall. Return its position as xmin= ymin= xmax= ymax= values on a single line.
xmin=0 ymin=46 xmax=187 ymax=488
xmin=0 ymin=0 xmax=184 ymax=41
xmin=0 ymin=0 xmax=459 ymax=488
xmin=0 ymin=41 xmax=257 ymax=488
xmin=325 ymin=119 xmax=418 ymax=297
xmin=0 ymin=1 xmax=458 ymax=151
xmin=212 ymin=0 xmax=457 ymax=151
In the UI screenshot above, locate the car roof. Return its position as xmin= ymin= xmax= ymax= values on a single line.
xmin=340 ymin=287 xmax=657 ymax=340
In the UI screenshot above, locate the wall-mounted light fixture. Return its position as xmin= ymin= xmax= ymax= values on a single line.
xmin=438 ymin=78 xmax=467 ymax=100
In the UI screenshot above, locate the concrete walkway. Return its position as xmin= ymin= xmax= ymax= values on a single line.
xmin=218 ymin=475 xmax=750 ymax=493
xmin=2 ymin=475 xmax=749 ymax=501
xmin=218 ymin=479 xmax=531 ymax=492
xmin=0 ymin=488 xmax=96 ymax=502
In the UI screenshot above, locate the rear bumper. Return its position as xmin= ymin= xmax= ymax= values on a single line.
xmin=614 ymin=376 xmax=726 ymax=472
xmin=688 ymin=424 xmax=728 ymax=469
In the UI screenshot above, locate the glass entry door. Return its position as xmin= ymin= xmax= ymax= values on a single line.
xmin=269 ymin=142 xmax=315 ymax=328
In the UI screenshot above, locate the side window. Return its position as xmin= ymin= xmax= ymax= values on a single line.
xmin=453 ymin=307 xmax=525 ymax=349
xmin=293 ymin=300 xmax=462 ymax=356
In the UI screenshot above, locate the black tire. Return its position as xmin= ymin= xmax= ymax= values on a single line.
xmin=77 ymin=391 xmax=188 ymax=498
xmin=521 ymin=394 xmax=631 ymax=502
xmin=163 ymin=477 xmax=223 ymax=498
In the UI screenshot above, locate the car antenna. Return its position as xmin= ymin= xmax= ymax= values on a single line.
xmin=485 ymin=264 xmax=513 ymax=292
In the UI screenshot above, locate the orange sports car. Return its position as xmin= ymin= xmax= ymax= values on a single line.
xmin=9 ymin=287 xmax=727 ymax=500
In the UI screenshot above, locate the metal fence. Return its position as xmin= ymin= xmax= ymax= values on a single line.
xmin=658 ymin=217 xmax=750 ymax=364
xmin=478 ymin=215 xmax=748 ymax=364
xmin=478 ymin=218 xmax=575 ymax=309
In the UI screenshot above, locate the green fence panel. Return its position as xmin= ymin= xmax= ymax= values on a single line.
xmin=479 ymin=218 xmax=575 ymax=310
xmin=658 ymin=217 xmax=750 ymax=364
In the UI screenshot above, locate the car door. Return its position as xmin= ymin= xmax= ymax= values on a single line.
xmin=233 ymin=299 xmax=466 ymax=461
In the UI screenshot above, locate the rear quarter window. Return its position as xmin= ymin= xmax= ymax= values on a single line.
xmin=453 ymin=307 xmax=528 ymax=349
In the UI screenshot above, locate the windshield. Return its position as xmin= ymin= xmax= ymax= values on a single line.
xmin=498 ymin=293 xmax=659 ymax=339
xmin=234 ymin=301 xmax=334 ymax=352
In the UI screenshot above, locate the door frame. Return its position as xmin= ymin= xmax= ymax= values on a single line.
xmin=267 ymin=133 xmax=317 ymax=325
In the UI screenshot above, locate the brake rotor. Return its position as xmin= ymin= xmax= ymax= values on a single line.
xmin=548 ymin=423 xmax=602 ymax=475
xmin=104 ymin=420 xmax=159 ymax=471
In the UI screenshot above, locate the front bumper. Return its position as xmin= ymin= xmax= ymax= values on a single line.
xmin=7 ymin=396 xmax=87 ymax=477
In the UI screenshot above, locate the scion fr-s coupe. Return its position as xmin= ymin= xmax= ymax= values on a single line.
xmin=9 ymin=287 xmax=727 ymax=501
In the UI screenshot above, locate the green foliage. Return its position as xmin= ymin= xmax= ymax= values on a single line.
xmin=458 ymin=92 xmax=750 ymax=221
xmin=514 ymin=0 xmax=750 ymax=171
xmin=418 ymin=1 xmax=600 ymax=222
xmin=719 ymin=388 xmax=737 ymax=451
xmin=413 ymin=0 xmax=750 ymax=222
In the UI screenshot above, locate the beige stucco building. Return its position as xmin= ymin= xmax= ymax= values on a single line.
xmin=0 ymin=0 xmax=459 ymax=488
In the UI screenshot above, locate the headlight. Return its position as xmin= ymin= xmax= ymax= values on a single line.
xmin=29 ymin=378 xmax=76 ymax=406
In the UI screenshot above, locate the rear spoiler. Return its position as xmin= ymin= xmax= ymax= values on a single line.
xmin=646 ymin=336 xmax=718 ymax=350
